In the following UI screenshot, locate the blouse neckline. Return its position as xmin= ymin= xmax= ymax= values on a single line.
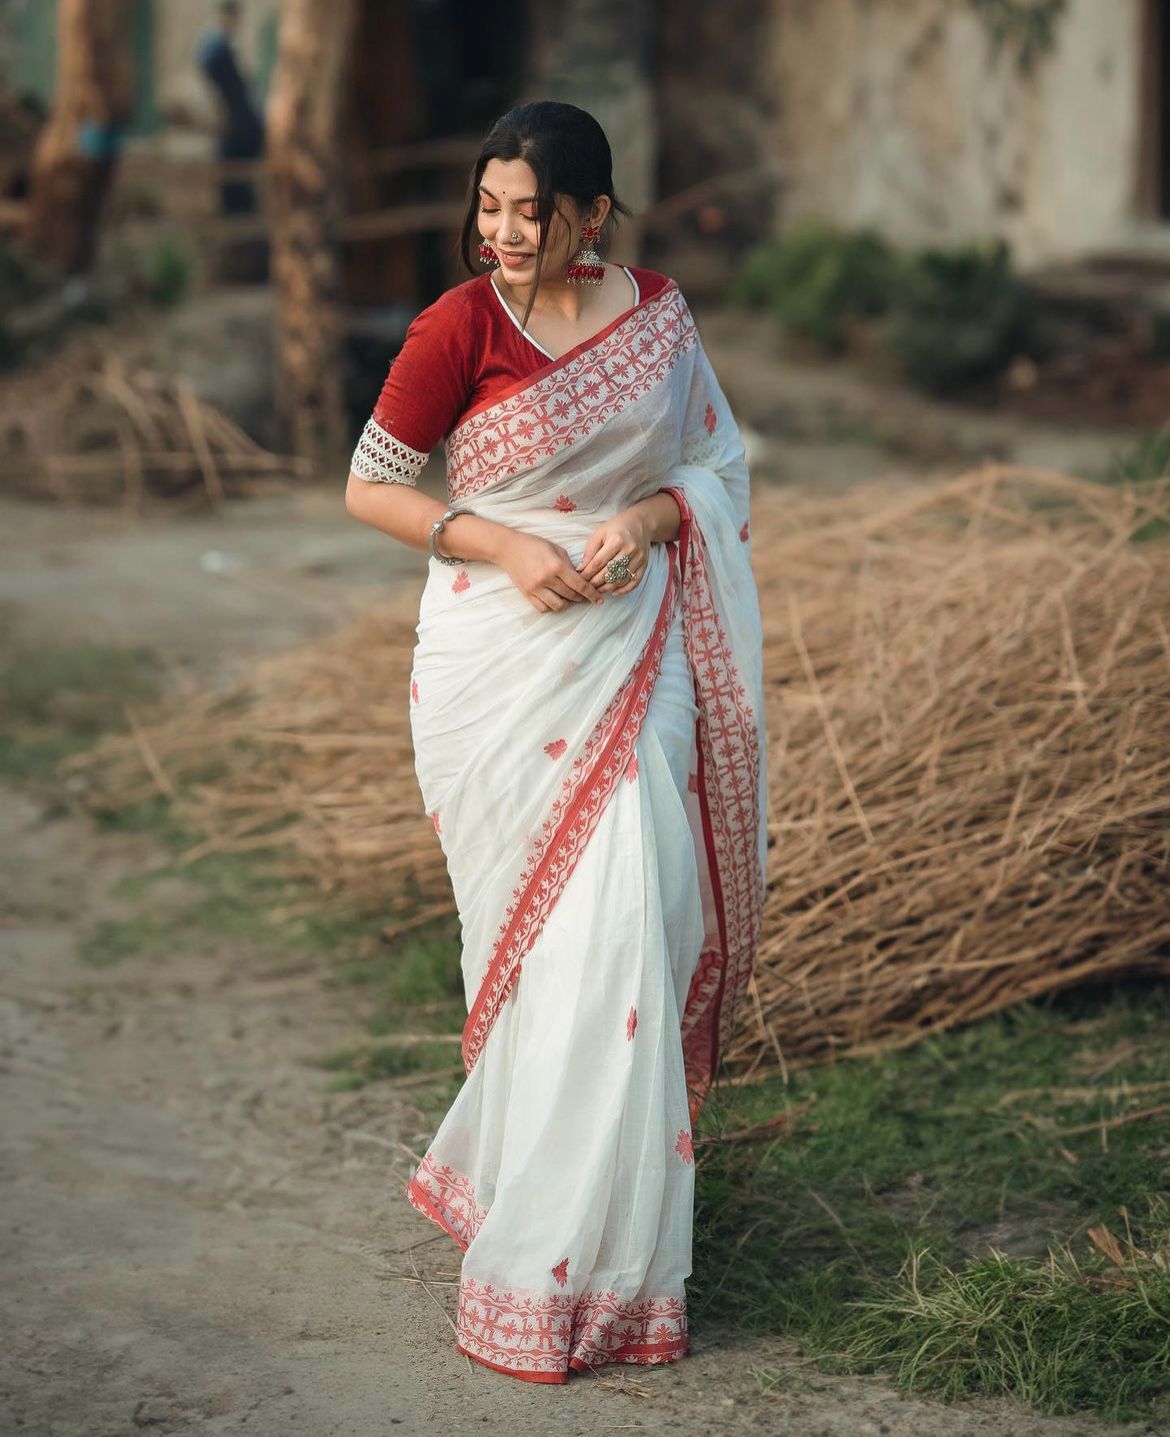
xmin=488 ymin=264 xmax=641 ymax=363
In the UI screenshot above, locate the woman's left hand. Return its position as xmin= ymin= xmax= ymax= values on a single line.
xmin=576 ymin=510 xmax=651 ymax=595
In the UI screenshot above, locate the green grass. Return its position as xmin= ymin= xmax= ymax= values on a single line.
xmin=0 ymin=639 xmax=165 ymax=782
xmin=75 ymin=839 xmax=392 ymax=970
xmin=318 ymin=1036 xmax=462 ymax=1092
xmin=1093 ymin=429 xmax=1170 ymax=543
xmin=80 ymin=911 xmax=193 ymax=968
xmin=694 ymin=978 xmax=1170 ymax=1421
xmin=318 ymin=923 xmax=466 ymax=1093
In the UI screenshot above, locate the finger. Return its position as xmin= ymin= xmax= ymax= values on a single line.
xmin=557 ymin=566 xmax=604 ymax=604
xmin=580 ymin=540 xmax=626 ymax=586
xmin=579 ymin=539 xmax=622 ymax=584
xmin=546 ymin=573 xmax=592 ymax=604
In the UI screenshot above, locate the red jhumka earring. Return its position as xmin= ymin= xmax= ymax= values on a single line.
xmin=566 ymin=223 xmax=604 ymax=285
xmin=478 ymin=240 xmax=499 ymax=267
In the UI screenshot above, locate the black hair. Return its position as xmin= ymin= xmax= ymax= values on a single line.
xmin=457 ymin=100 xmax=634 ymax=331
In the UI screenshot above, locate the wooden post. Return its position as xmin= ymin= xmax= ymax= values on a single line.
xmin=25 ymin=0 xmax=136 ymax=274
xmin=266 ymin=0 xmax=358 ymax=470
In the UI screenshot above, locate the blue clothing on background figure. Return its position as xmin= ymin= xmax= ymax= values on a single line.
xmin=196 ymin=23 xmax=264 ymax=214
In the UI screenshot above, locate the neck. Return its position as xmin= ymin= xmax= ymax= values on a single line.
xmin=493 ymin=264 xmax=602 ymax=322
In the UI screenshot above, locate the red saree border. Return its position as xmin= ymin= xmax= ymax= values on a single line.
xmin=458 ymin=274 xmax=679 ymax=427
xmin=657 ymin=483 xmax=764 ymax=1121
xmin=405 ymin=1155 xmax=689 ymax=1383
xmin=681 ymin=520 xmax=764 ymax=1116
xmin=457 ymin=1345 xmax=566 ymax=1384
xmin=406 ymin=1152 xmax=485 ymax=1252
xmin=444 ymin=283 xmax=697 ymax=504
xmin=458 ymin=1278 xmax=688 ymax=1381
xmin=460 ymin=549 xmax=682 ymax=1072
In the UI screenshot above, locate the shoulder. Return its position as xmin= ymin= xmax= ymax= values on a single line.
xmin=403 ymin=275 xmax=499 ymax=341
xmin=624 ymin=266 xmax=677 ymax=304
xmin=393 ymin=279 xmax=490 ymax=372
xmin=408 ymin=276 xmax=485 ymax=324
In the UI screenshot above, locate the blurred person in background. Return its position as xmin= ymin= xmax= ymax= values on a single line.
xmin=345 ymin=100 xmax=767 ymax=1385
xmin=196 ymin=0 xmax=264 ymax=216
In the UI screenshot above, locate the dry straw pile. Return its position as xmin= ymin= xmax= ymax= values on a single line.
xmin=64 ymin=465 xmax=1170 ymax=1077
xmin=0 ymin=351 xmax=308 ymax=510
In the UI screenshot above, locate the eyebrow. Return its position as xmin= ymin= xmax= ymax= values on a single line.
xmin=478 ymin=184 xmax=537 ymax=204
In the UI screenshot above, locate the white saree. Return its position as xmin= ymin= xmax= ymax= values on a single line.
xmin=400 ymin=280 xmax=767 ymax=1382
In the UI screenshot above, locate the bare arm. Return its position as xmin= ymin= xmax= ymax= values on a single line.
xmin=344 ymin=472 xmax=606 ymax=612
xmin=344 ymin=471 xmax=513 ymax=565
xmin=625 ymin=491 xmax=682 ymax=545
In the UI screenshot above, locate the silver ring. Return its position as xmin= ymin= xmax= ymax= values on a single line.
xmin=604 ymin=554 xmax=632 ymax=585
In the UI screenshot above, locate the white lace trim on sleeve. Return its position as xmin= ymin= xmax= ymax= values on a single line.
xmin=350 ymin=415 xmax=429 ymax=485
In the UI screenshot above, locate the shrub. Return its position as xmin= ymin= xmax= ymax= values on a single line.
xmin=886 ymin=239 xmax=1037 ymax=395
xmin=139 ymin=233 xmax=192 ymax=307
xmin=727 ymin=221 xmax=898 ymax=352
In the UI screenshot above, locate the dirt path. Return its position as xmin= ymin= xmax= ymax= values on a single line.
xmin=0 ymin=474 xmax=1152 ymax=1436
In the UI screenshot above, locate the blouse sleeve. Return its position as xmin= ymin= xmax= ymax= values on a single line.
xmin=349 ymin=288 xmax=475 ymax=486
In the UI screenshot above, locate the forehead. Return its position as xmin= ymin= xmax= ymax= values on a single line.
xmin=479 ymin=157 xmax=539 ymax=194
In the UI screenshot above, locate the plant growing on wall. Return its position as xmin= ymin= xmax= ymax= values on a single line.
xmin=964 ymin=0 xmax=1068 ymax=73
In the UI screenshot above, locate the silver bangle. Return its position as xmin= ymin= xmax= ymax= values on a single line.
xmin=428 ymin=507 xmax=476 ymax=565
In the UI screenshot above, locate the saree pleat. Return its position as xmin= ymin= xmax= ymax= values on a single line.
xmin=402 ymin=279 xmax=766 ymax=1381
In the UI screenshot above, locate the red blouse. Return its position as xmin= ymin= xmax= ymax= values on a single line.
xmin=349 ymin=265 xmax=672 ymax=486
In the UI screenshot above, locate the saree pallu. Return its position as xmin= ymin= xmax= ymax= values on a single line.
xmin=403 ymin=280 xmax=767 ymax=1382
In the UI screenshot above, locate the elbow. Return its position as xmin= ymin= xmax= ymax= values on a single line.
xmin=344 ymin=472 xmax=367 ymax=518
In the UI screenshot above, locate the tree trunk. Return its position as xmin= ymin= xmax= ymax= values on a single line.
xmin=25 ymin=0 xmax=136 ymax=275
xmin=266 ymin=0 xmax=358 ymax=470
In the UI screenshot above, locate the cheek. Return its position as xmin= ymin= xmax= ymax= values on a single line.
xmin=544 ymin=218 xmax=570 ymax=253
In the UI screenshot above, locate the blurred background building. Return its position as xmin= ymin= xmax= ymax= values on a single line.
xmin=4 ymin=1 xmax=1167 ymax=267
xmin=1 ymin=0 xmax=1167 ymax=460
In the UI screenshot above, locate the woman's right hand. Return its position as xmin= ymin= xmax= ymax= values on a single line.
xmin=496 ymin=532 xmax=605 ymax=613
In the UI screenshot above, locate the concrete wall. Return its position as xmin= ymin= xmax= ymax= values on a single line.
xmin=769 ymin=0 xmax=1149 ymax=265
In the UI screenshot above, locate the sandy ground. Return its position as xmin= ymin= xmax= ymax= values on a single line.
xmin=0 ymin=317 xmax=1158 ymax=1435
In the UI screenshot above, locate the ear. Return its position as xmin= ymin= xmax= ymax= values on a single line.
xmin=588 ymin=195 xmax=612 ymax=229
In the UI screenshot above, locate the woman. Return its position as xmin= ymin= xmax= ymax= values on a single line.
xmin=345 ymin=100 xmax=767 ymax=1383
